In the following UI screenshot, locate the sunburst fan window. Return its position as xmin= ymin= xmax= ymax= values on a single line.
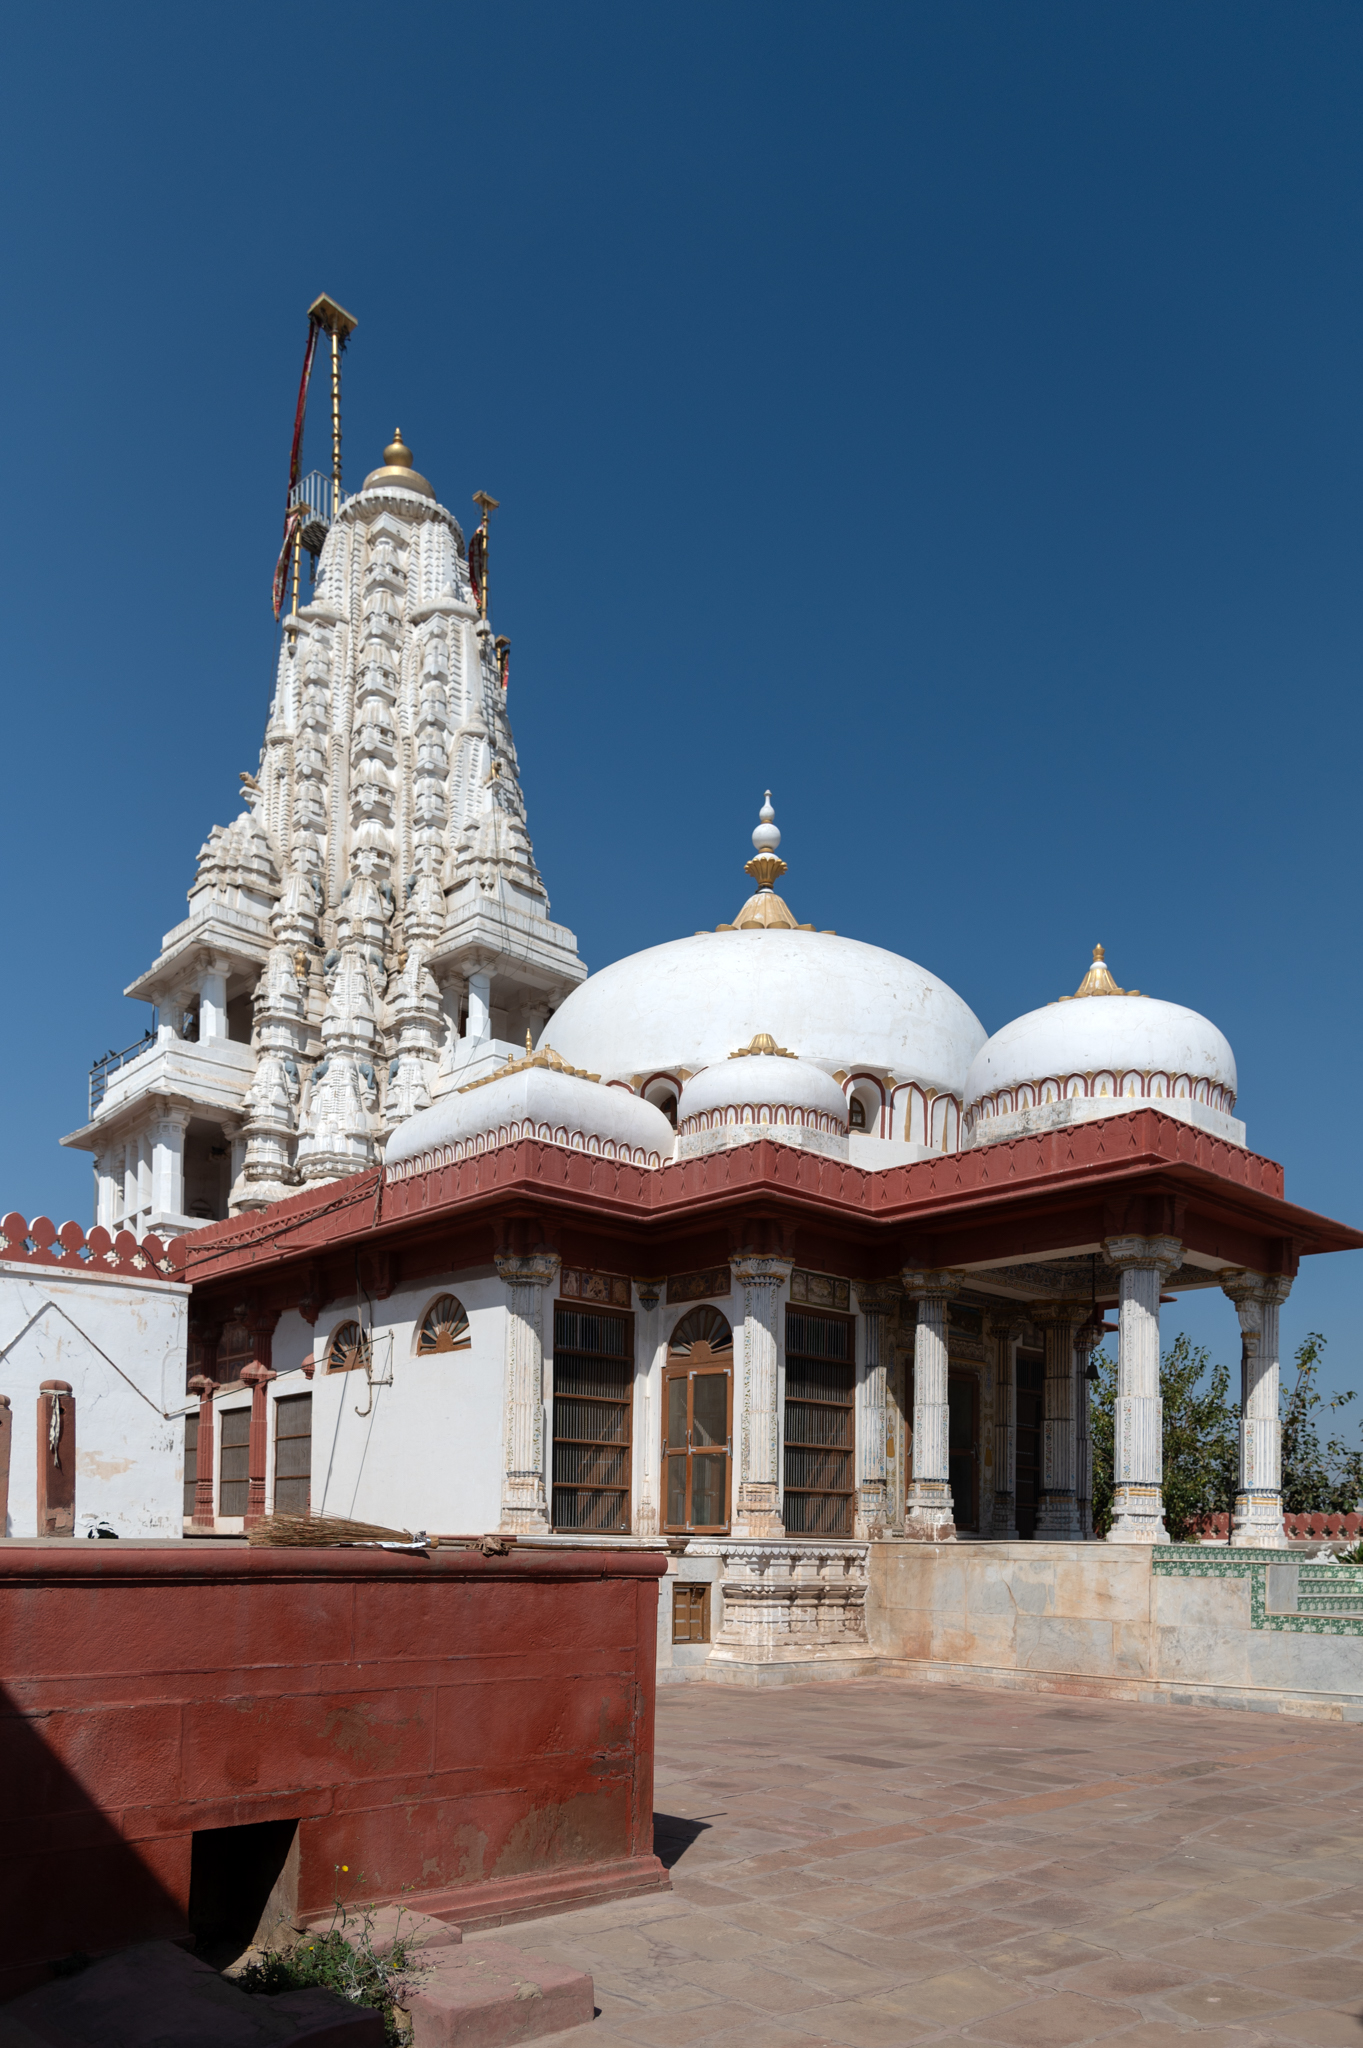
xmin=326 ymin=1320 xmax=370 ymax=1374
xmin=417 ymin=1294 xmax=471 ymax=1355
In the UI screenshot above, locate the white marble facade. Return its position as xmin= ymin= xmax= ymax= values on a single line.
xmin=63 ymin=436 xmax=585 ymax=1234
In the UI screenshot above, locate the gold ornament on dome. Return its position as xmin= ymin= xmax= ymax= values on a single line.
xmin=1057 ymin=944 xmax=1144 ymax=1002
xmin=457 ymin=1039 xmax=601 ymax=1093
xmin=728 ymin=1032 xmax=797 ymax=1060
xmin=715 ymin=791 xmax=818 ymax=933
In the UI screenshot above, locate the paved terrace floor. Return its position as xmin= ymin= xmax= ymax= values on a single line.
xmin=472 ymin=1678 xmax=1363 ymax=2048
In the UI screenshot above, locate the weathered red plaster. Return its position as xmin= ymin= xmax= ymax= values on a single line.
xmin=0 ymin=1544 xmax=667 ymax=1996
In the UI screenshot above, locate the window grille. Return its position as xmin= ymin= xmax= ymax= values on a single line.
xmin=552 ymin=1305 xmax=633 ymax=1533
xmin=182 ymin=1412 xmax=198 ymax=1521
xmin=416 ymin=1294 xmax=470 ymax=1354
xmin=783 ymin=1307 xmax=854 ymax=1536
xmin=218 ymin=1320 xmax=255 ymax=1386
xmin=272 ymin=1392 xmax=312 ymax=1516
xmin=218 ymin=1407 xmax=250 ymax=1517
xmin=326 ymin=1321 xmax=369 ymax=1374
xmin=662 ymin=1308 xmax=733 ymax=1534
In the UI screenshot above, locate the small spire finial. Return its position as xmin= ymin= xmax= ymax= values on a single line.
xmin=751 ymin=791 xmax=781 ymax=857
xmin=384 ymin=429 xmax=413 ymax=469
xmin=1062 ymin=943 xmax=1142 ymax=1001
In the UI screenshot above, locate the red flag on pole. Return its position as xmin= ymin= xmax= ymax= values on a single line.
xmin=273 ymin=314 xmax=322 ymax=619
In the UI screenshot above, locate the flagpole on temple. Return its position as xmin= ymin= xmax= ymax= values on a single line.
xmin=307 ymin=293 xmax=358 ymax=520
xmin=471 ymin=490 xmax=499 ymax=618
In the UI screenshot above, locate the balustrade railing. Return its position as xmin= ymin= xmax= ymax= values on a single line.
xmin=89 ymin=1015 xmax=158 ymax=1115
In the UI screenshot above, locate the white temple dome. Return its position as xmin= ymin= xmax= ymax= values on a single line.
xmin=963 ymin=946 xmax=1243 ymax=1149
xmin=386 ymin=1046 xmax=675 ymax=1177
xmin=675 ymin=1042 xmax=849 ymax=1160
xmin=545 ymin=799 xmax=986 ymax=1110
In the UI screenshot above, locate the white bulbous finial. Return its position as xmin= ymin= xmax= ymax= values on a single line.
xmin=751 ymin=790 xmax=781 ymax=856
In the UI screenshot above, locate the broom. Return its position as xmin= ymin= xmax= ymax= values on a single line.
xmin=248 ymin=1513 xmax=427 ymax=1548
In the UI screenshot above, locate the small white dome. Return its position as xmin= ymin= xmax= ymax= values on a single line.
xmin=680 ymin=1051 xmax=849 ymax=1127
xmin=963 ymin=948 xmax=1242 ymax=1149
xmin=385 ymin=1060 xmax=676 ymax=1177
xmin=675 ymin=1047 xmax=850 ymax=1161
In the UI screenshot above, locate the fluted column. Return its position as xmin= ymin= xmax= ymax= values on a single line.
xmin=988 ymin=1313 xmax=1024 ymax=1539
xmin=187 ymin=1374 xmax=217 ymax=1527
xmin=854 ymin=1284 xmax=900 ymax=1539
xmin=1222 ymin=1269 xmax=1292 ymax=1548
xmin=1033 ymin=1301 xmax=1085 ymax=1540
xmin=732 ymin=1254 xmax=793 ymax=1537
xmin=1103 ymin=1234 xmax=1182 ymax=1543
xmin=1074 ymin=1318 xmax=1100 ymax=1539
xmin=902 ymin=1269 xmax=960 ymax=1541
xmin=496 ymin=1252 xmax=560 ymax=1532
xmin=241 ymin=1362 xmax=278 ymax=1528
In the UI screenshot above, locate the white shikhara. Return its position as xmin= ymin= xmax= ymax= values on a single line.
xmin=67 ymin=451 xmax=585 ymax=1235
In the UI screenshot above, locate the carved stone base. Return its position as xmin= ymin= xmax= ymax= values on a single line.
xmin=904 ymin=1481 xmax=955 ymax=1543
xmin=991 ymin=1493 xmax=1019 ymax=1540
xmin=1107 ymin=1483 xmax=1170 ymax=1544
xmin=688 ymin=1541 xmax=874 ymax=1667
xmin=1035 ymin=1492 xmax=1083 ymax=1540
xmin=733 ymin=1481 xmax=784 ymax=1539
xmin=499 ymin=1478 xmax=550 ymax=1534
xmin=854 ymin=1481 xmax=890 ymax=1542
xmin=1231 ymin=1490 xmax=1288 ymax=1548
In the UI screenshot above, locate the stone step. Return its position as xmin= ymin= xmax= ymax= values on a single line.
xmin=0 ymin=1939 xmax=385 ymax=2046
xmin=402 ymin=1938 xmax=593 ymax=2048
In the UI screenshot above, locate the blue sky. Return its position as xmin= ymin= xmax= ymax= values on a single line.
xmin=2 ymin=3 xmax=1360 ymax=1395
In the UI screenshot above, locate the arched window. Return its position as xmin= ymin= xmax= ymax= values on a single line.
xmin=326 ymin=1320 xmax=369 ymax=1373
xmin=417 ymin=1294 xmax=471 ymax=1354
xmin=668 ymin=1306 xmax=733 ymax=1355
xmin=848 ymin=1097 xmax=867 ymax=1130
xmin=663 ymin=1307 xmax=733 ymax=1534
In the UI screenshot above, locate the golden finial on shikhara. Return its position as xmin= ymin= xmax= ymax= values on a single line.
xmin=1060 ymin=944 xmax=1143 ymax=1001
xmin=384 ymin=429 xmax=413 ymax=468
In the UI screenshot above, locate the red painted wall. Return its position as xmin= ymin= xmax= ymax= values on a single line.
xmin=0 ymin=1544 xmax=667 ymax=1996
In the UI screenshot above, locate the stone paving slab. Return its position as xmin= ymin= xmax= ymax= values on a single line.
xmin=461 ymin=1676 xmax=1363 ymax=2048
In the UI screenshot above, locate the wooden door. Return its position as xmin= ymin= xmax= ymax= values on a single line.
xmin=663 ymin=1307 xmax=733 ymax=1533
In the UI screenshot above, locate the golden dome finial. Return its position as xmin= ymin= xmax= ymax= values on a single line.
xmin=714 ymin=791 xmax=815 ymax=933
xmin=384 ymin=429 xmax=413 ymax=469
xmin=1061 ymin=944 xmax=1142 ymax=1001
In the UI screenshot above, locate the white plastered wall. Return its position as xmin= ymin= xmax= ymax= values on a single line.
xmin=305 ymin=1269 xmax=507 ymax=1534
xmin=0 ymin=1261 xmax=189 ymax=1537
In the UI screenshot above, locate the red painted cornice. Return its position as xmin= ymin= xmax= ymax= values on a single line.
xmin=176 ymin=1110 xmax=1363 ymax=1304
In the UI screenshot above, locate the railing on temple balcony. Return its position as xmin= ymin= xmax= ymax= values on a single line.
xmin=290 ymin=469 xmax=335 ymax=557
xmin=89 ymin=1014 xmax=158 ymax=1116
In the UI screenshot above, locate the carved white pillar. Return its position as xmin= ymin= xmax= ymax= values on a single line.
xmin=1103 ymin=1234 xmax=1181 ymax=1543
xmin=122 ymin=1142 xmax=137 ymax=1227
xmin=197 ymin=955 xmax=230 ymax=1042
xmin=150 ymin=1109 xmax=191 ymax=1225
xmin=854 ymin=1284 xmax=899 ymax=1539
xmin=1222 ymin=1269 xmax=1292 ymax=1548
xmin=988 ymin=1314 xmax=1023 ymax=1539
xmin=731 ymin=1254 xmax=793 ymax=1537
xmin=902 ymin=1268 xmax=959 ymax=1541
xmin=1074 ymin=1318 xmax=1099 ymax=1540
xmin=633 ymin=1277 xmax=665 ymax=1538
xmin=496 ymin=1252 xmax=559 ymax=1532
xmin=1033 ymin=1301 xmax=1084 ymax=1540
xmin=137 ymin=1131 xmax=154 ymax=1226
xmin=466 ymin=971 xmax=492 ymax=1044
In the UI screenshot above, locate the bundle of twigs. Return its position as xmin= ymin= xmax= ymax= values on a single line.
xmin=248 ymin=1513 xmax=422 ymax=1548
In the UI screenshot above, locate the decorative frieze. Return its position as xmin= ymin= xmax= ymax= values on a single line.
xmin=667 ymin=1266 xmax=731 ymax=1306
xmin=790 ymin=1269 xmax=851 ymax=1311
xmin=560 ymin=1268 xmax=632 ymax=1308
